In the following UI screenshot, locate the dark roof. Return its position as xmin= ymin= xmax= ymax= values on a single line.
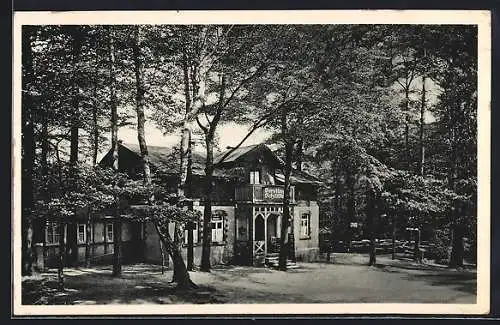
xmin=119 ymin=142 xmax=226 ymax=177
xmin=275 ymin=170 xmax=323 ymax=185
xmin=114 ymin=142 xmax=321 ymax=185
xmin=214 ymin=144 xmax=260 ymax=164
xmin=120 ymin=142 xmax=185 ymax=168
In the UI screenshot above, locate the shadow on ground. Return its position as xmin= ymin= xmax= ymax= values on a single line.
xmin=372 ymin=262 xmax=477 ymax=295
xmin=23 ymin=265 xmax=222 ymax=305
xmin=409 ymin=272 xmax=477 ymax=295
xmin=22 ymin=258 xmax=477 ymax=305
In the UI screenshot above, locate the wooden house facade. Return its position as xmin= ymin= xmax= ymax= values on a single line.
xmin=34 ymin=142 xmax=322 ymax=269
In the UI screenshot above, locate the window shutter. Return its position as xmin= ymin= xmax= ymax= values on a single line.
xmin=223 ymin=213 xmax=228 ymax=242
xmin=307 ymin=214 xmax=311 ymax=237
xmin=198 ymin=213 xmax=203 ymax=243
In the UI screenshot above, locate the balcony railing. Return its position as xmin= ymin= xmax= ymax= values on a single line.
xmin=235 ymin=184 xmax=295 ymax=203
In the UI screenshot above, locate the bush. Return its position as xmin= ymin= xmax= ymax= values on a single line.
xmin=427 ymin=228 xmax=450 ymax=264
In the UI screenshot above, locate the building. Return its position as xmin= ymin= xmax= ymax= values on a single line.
xmin=35 ymin=142 xmax=322 ymax=269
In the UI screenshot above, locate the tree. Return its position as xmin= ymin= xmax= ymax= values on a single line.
xmin=21 ymin=25 xmax=37 ymax=276
xmin=130 ymin=25 xmax=198 ymax=287
xmin=33 ymin=162 xmax=117 ymax=289
xmin=106 ymin=26 xmax=123 ymax=277
xmin=427 ymin=26 xmax=477 ymax=268
xmin=126 ymin=201 xmax=199 ymax=289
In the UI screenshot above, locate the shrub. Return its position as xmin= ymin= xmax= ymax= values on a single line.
xmin=428 ymin=228 xmax=451 ymax=264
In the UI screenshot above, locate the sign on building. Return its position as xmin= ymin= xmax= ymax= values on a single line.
xmin=263 ymin=186 xmax=284 ymax=200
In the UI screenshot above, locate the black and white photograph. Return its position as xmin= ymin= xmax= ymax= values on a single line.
xmin=12 ymin=10 xmax=491 ymax=316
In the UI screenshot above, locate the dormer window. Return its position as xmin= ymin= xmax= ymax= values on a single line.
xmin=250 ymin=170 xmax=260 ymax=184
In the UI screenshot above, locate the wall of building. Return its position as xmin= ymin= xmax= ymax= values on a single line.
xmin=143 ymin=204 xmax=236 ymax=267
xmin=35 ymin=220 xmax=139 ymax=269
xmin=293 ymin=200 xmax=320 ymax=262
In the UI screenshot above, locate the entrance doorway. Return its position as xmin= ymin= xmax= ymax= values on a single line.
xmin=267 ymin=214 xmax=280 ymax=253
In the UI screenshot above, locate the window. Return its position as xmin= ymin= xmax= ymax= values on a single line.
xmin=78 ymin=224 xmax=93 ymax=244
xmin=106 ymin=223 xmax=114 ymax=242
xmin=300 ymin=213 xmax=311 ymax=239
xmin=211 ymin=210 xmax=226 ymax=243
xmin=184 ymin=222 xmax=199 ymax=245
xmin=45 ymin=222 xmax=60 ymax=244
xmin=78 ymin=224 xmax=86 ymax=244
xmin=250 ymin=170 xmax=260 ymax=185
xmin=211 ymin=219 xmax=223 ymax=243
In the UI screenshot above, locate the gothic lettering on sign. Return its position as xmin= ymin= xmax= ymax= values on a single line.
xmin=263 ymin=187 xmax=284 ymax=200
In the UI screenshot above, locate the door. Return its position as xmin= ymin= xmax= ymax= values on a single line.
xmin=235 ymin=212 xmax=251 ymax=265
xmin=267 ymin=214 xmax=280 ymax=253
xmin=66 ymin=223 xmax=78 ymax=266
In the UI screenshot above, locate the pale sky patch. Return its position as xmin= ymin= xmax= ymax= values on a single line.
xmin=113 ymin=120 xmax=272 ymax=157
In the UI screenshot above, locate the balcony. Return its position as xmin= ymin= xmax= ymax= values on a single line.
xmin=235 ymin=184 xmax=295 ymax=203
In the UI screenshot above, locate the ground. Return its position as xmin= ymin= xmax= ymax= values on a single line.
xmin=21 ymin=254 xmax=476 ymax=305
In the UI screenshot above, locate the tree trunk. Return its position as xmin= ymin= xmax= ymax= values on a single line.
xmin=187 ymin=222 xmax=194 ymax=271
xmin=181 ymin=46 xmax=195 ymax=271
xmin=92 ymin=105 xmax=99 ymax=166
xmin=346 ymin=171 xmax=356 ymax=252
xmin=404 ymin=87 xmax=410 ymax=170
xmin=391 ymin=214 xmax=396 ymax=260
xmin=69 ymin=26 xmax=83 ymax=166
xmin=85 ymin=210 xmax=92 ymax=267
xmin=172 ymin=223 xmax=182 ymax=282
xmin=329 ymin=157 xmax=342 ymax=262
xmin=295 ymin=139 xmax=303 ymax=171
xmin=419 ymin=76 xmax=426 ymax=176
xmin=69 ymin=105 xmax=80 ymax=165
xmin=446 ymin=102 xmax=463 ymax=268
xmin=112 ymin=215 xmax=123 ymax=276
xmin=413 ymin=228 xmax=422 ymax=263
xmin=278 ymin=109 xmax=293 ymax=271
xmin=38 ymin=101 xmax=50 ymax=271
xmin=57 ymin=221 xmax=65 ymax=291
xmin=368 ymin=239 xmax=377 ymax=266
xmin=449 ymin=223 xmax=465 ymax=268
xmin=367 ymin=191 xmax=377 ymax=266
xmin=22 ymin=218 xmax=35 ymax=276
xmin=22 ymin=26 xmax=36 ymax=276
xmin=108 ymin=26 xmax=122 ymax=277
xmin=159 ymin=238 xmax=166 ymax=274
xmin=154 ymin=223 xmax=197 ymax=289
xmin=132 ymin=25 xmax=151 ymax=187
xmin=132 ymin=26 xmax=193 ymax=287
xmin=91 ymin=53 xmax=100 ymax=167
xmin=200 ymin=137 xmax=214 ymax=272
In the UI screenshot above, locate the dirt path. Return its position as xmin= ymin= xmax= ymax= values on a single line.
xmin=22 ymin=254 xmax=476 ymax=305
xmin=190 ymin=260 xmax=476 ymax=304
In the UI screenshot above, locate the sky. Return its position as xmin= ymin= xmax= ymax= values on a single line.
xmin=119 ymin=121 xmax=272 ymax=149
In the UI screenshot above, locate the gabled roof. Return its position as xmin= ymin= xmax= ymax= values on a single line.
xmin=120 ymin=142 xmax=186 ymax=169
xmin=214 ymin=144 xmax=261 ymax=164
xmin=118 ymin=142 xmax=226 ymax=177
xmin=275 ymin=169 xmax=323 ymax=185
xmin=102 ymin=142 xmax=322 ymax=185
xmin=214 ymin=143 xmax=283 ymax=167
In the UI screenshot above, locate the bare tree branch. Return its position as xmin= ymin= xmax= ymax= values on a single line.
xmin=396 ymin=79 xmax=406 ymax=90
xmin=195 ymin=115 xmax=208 ymax=134
xmin=214 ymin=91 xmax=301 ymax=166
xmin=222 ymin=62 xmax=269 ymax=109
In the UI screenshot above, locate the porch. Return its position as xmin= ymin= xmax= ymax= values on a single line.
xmin=235 ymin=204 xmax=295 ymax=267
